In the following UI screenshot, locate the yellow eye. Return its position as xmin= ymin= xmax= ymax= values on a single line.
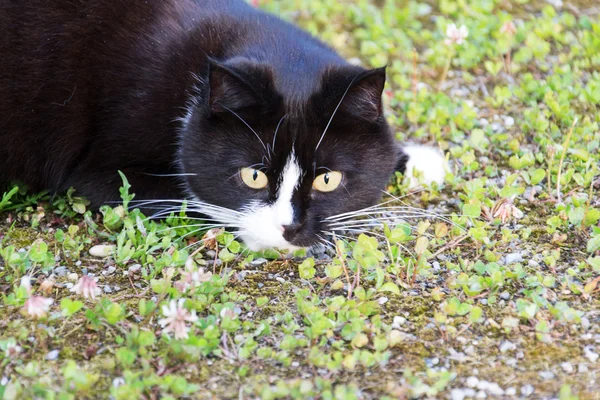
xmin=313 ymin=171 xmax=342 ymax=192
xmin=240 ymin=168 xmax=268 ymax=189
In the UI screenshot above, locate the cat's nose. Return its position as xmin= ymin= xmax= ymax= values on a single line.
xmin=282 ymin=223 xmax=302 ymax=241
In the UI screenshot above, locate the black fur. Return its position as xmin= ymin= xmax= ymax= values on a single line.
xmin=0 ymin=0 xmax=409 ymax=247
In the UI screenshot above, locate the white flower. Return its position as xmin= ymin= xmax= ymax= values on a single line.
xmin=175 ymin=261 xmax=213 ymax=292
xmin=23 ymin=296 xmax=54 ymax=319
xmin=70 ymin=275 xmax=102 ymax=301
xmin=445 ymin=23 xmax=469 ymax=45
xmin=158 ymin=299 xmax=198 ymax=340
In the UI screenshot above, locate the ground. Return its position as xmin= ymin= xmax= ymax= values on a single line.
xmin=1 ymin=0 xmax=600 ymax=399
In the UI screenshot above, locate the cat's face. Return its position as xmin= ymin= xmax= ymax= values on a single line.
xmin=179 ymin=60 xmax=401 ymax=251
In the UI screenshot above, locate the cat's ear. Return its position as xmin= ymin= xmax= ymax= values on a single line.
xmin=207 ymin=60 xmax=270 ymax=114
xmin=323 ymin=67 xmax=387 ymax=122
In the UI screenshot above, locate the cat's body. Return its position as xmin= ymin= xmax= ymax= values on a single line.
xmin=0 ymin=0 xmax=444 ymax=250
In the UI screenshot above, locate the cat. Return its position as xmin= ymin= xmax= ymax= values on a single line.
xmin=0 ymin=0 xmax=445 ymax=251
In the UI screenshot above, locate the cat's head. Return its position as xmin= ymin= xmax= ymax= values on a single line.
xmin=178 ymin=59 xmax=403 ymax=251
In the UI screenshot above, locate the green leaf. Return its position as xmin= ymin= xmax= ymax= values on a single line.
xmin=463 ymin=203 xmax=481 ymax=218
xmin=60 ymin=298 xmax=84 ymax=317
xmin=298 ymin=258 xmax=316 ymax=280
xmin=588 ymin=235 xmax=600 ymax=253
xmin=531 ymin=168 xmax=546 ymax=185
xmin=378 ymin=282 xmax=400 ymax=295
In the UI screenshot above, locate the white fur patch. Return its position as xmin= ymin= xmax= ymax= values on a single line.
xmin=403 ymin=145 xmax=447 ymax=189
xmin=238 ymin=154 xmax=302 ymax=251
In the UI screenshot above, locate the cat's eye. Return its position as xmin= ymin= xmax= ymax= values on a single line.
xmin=312 ymin=171 xmax=342 ymax=192
xmin=240 ymin=167 xmax=268 ymax=189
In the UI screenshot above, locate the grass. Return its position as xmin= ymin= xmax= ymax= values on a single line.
xmin=1 ymin=0 xmax=600 ymax=398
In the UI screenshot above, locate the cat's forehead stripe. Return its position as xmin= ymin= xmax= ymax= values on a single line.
xmin=272 ymin=153 xmax=301 ymax=224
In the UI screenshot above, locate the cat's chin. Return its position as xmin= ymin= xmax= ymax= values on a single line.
xmin=240 ymin=235 xmax=304 ymax=252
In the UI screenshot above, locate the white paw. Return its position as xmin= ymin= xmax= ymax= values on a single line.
xmin=402 ymin=145 xmax=446 ymax=189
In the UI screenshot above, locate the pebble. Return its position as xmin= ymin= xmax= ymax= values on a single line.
xmin=206 ymin=250 xmax=216 ymax=258
xmin=113 ymin=285 xmax=121 ymax=292
xmin=521 ymin=384 xmax=535 ymax=396
xmin=275 ymin=277 xmax=285 ymax=284
xmin=584 ymin=346 xmax=599 ymax=362
xmin=561 ymin=362 xmax=574 ymax=373
xmin=499 ymin=340 xmax=516 ymax=353
xmin=250 ymin=258 xmax=268 ymax=267
xmin=475 ymin=390 xmax=487 ymax=399
xmin=103 ymin=285 xmax=112 ymax=293
xmin=128 ymin=264 xmax=141 ymax=274
xmin=75 ymin=260 xmax=82 ymax=267
xmin=505 ymin=252 xmax=524 ymax=264
xmin=425 ymin=357 xmax=439 ymax=367
xmin=89 ymin=244 xmax=115 ymax=258
xmin=499 ymin=291 xmax=510 ymax=300
xmin=54 ymin=266 xmax=69 ymax=277
xmin=392 ymin=316 xmax=406 ymax=329
xmin=504 ymin=358 xmax=518 ymax=367
xmin=46 ymin=350 xmax=59 ymax=361
xmin=466 ymin=376 xmax=479 ymax=387
xmin=447 ymin=348 xmax=467 ymax=362
xmin=538 ymin=370 xmax=554 ymax=380
xmin=581 ymin=317 xmax=591 ymax=330
xmin=378 ymin=297 xmax=389 ymax=305
xmin=502 ymin=115 xmax=515 ymax=127
xmin=477 ymin=380 xmax=504 ymax=396
xmin=490 ymin=122 xmax=503 ymax=133
xmin=112 ymin=377 xmax=125 ymax=388
xmin=64 ymin=283 xmax=74 ymax=289
xmin=578 ymin=364 xmax=588 ymax=373
xmin=505 ymin=387 xmax=517 ymax=396
xmin=451 ymin=388 xmax=476 ymax=400
xmin=67 ymin=273 xmax=79 ymax=282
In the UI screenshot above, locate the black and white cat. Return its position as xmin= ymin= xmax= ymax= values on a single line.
xmin=0 ymin=0 xmax=445 ymax=250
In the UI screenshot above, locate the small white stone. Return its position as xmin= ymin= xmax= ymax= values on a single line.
xmin=561 ymin=362 xmax=574 ymax=373
xmin=505 ymin=253 xmax=523 ymax=264
xmin=392 ymin=316 xmax=407 ymax=329
xmin=499 ymin=340 xmax=516 ymax=353
xmin=378 ymin=297 xmax=389 ymax=305
xmin=502 ymin=115 xmax=515 ymax=127
xmin=46 ymin=350 xmax=59 ymax=361
xmin=521 ymin=384 xmax=534 ymax=396
xmin=89 ymin=244 xmax=115 ymax=258
xmin=451 ymin=388 xmax=476 ymax=400
xmin=584 ymin=346 xmax=599 ymax=362
xmin=539 ymin=371 xmax=554 ymax=380
xmin=112 ymin=377 xmax=125 ymax=388
xmin=67 ymin=273 xmax=79 ymax=282
xmin=506 ymin=387 xmax=517 ymax=396
xmin=466 ymin=376 xmax=479 ymax=387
